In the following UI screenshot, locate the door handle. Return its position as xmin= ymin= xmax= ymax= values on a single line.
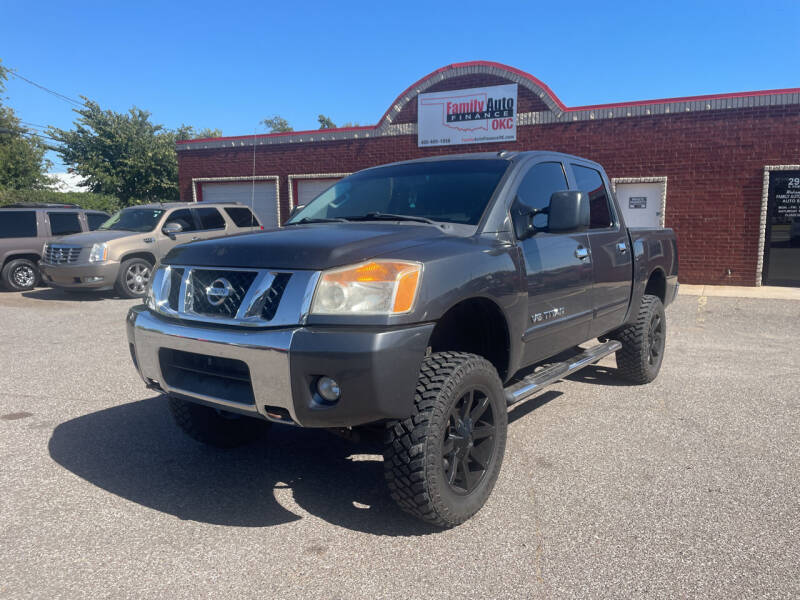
xmin=191 ymin=236 xmax=199 ymax=241
xmin=616 ymin=242 xmax=628 ymax=253
xmin=575 ymin=246 xmax=589 ymax=260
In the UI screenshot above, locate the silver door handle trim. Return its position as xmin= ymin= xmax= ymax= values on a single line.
xmin=575 ymin=246 xmax=589 ymax=260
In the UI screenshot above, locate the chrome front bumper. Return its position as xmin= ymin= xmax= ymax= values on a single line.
xmin=127 ymin=305 xmax=296 ymax=421
xmin=127 ymin=305 xmax=434 ymax=428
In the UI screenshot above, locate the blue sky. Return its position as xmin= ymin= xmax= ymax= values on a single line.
xmin=2 ymin=0 xmax=798 ymax=170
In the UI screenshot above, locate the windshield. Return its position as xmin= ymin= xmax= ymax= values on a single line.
xmin=287 ymin=159 xmax=509 ymax=226
xmin=98 ymin=208 xmax=166 ymax=232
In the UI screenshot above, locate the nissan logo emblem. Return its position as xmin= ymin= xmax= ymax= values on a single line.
xmin=206 ymin=277 xmax=233 ymax=306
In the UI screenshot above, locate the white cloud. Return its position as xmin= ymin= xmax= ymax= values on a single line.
xmin=48 ymin=172 xmax=86 ymax=193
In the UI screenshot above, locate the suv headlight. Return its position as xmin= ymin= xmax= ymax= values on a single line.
xmin=310 ymin=260 xmax=422 ymax=315
xmin=88 ymin=242 xmax=108 ymax=263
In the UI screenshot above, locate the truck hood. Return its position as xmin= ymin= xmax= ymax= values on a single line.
xmin=162 ymin=223 xmax=450 ymax=270
xmin=51 ymin=229 xmax=137 ymax=246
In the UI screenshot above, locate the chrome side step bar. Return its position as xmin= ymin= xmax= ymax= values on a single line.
xmin=504 ymin=340 xmax=622 ymax=406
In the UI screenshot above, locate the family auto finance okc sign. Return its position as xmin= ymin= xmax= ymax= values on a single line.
xmin=417 ymin=84 xmax=517 ymax=148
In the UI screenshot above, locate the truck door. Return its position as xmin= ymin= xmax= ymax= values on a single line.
xmin=569 ymin=163 xmax=633 ymax=336
xmin=514 ymin=161 xmax=594 ymax=365
xmin=192 ymin=206 xmax=229 ymax=241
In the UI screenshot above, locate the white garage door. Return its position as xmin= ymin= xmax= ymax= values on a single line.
xmin=201 ymin=182 xmax=278 ymax=229
xmin=297 ymin=178 xmax=341 ymax=207
xmin=615 ymin=181 xmax=665 ymax=228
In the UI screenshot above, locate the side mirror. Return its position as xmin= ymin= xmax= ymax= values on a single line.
xmin=547 ymin=191 xmax=589 ymax=233
xmin=162 ymin=221 xmax=183 ymax=237
xmin=289 ymin=204 xmax=306 ymax=219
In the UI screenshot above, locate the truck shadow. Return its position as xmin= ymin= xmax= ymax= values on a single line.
xmin=48 ymin=396 xmax=437 ymax=536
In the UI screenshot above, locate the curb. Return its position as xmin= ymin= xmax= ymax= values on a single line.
xmin=679 ymin=284 xmax=800 ymax=300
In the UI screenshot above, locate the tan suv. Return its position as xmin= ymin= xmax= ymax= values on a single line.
xmin=39 ymin=202 xmax=261 ymax=298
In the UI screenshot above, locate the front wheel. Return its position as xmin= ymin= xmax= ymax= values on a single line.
xmin=1 ymin=258 xmax=40 ymax=291
xmin=614 ymin=294 xmax=666 ymax=384
xmin=115 ymin=258 xmax=153 ymax=298
xmin=383 ymin=352 xmax=507 ymax=528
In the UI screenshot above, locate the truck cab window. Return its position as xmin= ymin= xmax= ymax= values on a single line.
xmin=516 ymin=162 xmax=568 ymax=229
xmin=165 ymin=209 xmax=197 ymax=232
xmin=572 ymin=164 xmax=614 ymax=229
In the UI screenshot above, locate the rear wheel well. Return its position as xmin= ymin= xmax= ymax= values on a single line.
xmin=644 ymin=268 xmax=666 ymax=303
xmin=120 ymin=252 xmax=156 ymax=266
xmin=2 ymin=253 xmax=41 ymax=268
xmin=428 ymin=298 xmax=510 ymax=380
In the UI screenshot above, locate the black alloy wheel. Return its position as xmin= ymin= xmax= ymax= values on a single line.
xmin=442 ymin=387 xmax=497 ymax=495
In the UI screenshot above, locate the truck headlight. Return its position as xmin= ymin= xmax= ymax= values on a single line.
xmin=310 ymin=260 xmax=422 ymax=315
xmin=89 ymin=242 xmax=108 ymax=262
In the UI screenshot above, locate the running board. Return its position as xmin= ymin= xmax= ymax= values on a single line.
xmin=504 ymin=340 xmax=622 ymax=406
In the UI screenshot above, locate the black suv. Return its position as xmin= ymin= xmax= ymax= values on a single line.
xmin=0 ymin=203 xmax=110 ymax=291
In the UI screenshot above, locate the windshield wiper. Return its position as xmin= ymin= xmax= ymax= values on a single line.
xmin=286 ymin=217 xmax=351 ymax=225
xmin=346 ymin=213 xmax=438 ymax=225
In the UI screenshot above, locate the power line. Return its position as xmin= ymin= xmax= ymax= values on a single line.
xmin=20 ymin=120 xmax=50 ymax=130
xmin=8 ymin=71 xmax=82 ymax=106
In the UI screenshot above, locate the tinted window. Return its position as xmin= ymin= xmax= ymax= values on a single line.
xmin=289 ymin=159 xmax=510 ymax=226
xmin=224 ymin=206 xmax=260 ymax=227
xmin=195 ymin=207 xmax=226 ymax=230
xmin=48 ymin=212 xmax=82 ymax=236
xmin=86 ymin=213 xmax=109 ymax=230
xmin=516 ymin=162 xmax=568 ymax=229
xmin=165 ymin=209 xmax=197 ymax=232
xmin=572 ymin=164 xmax=613 ymax=229
xmin=0 ymin=211 xmax=37 ymax=238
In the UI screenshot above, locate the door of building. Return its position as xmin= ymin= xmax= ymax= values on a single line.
xmin=763 ymin=170 xmax=800 ymax=287
xmin=615 ymin=181 xmax=664 ymax=228
xmin=201 ymin=181 xmax=278 ymax=229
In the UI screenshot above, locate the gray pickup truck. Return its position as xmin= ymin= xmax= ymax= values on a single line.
xmin=127 ymin=151 xmax=678 ymax=527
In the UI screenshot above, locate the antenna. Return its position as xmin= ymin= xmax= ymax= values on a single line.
xmin=251 ymin=128 xmax=257 ymax=228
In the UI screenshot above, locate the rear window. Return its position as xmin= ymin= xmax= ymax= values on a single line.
xmin=48 ymin=212 xmax=82 ymax=236
xmin=86 ymin=213 xmax=109 ymax=230
xmin=196 ymin=207 xmax=226 ymax=230
xmin=224 ymin=206 xmax=260 ymax=227
xmin=0 ymin=211 xmax=37 ymax=238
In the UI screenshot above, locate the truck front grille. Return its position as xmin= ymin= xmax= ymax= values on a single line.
xmin=44 ymin=245 xmax=82 ymax=264
xmin=189 ymin=269 xmax=258 ymax=318
xmin=158 ymin=348 xmax=254 ymax=405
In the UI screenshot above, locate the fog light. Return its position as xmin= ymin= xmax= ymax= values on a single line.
xmin=316 ymin=376 xmax=341 ymax=402
xmin=84 ymin=276 xmax=104 ymax=283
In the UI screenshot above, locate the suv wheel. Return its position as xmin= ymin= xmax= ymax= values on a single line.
xmin=168 ymin=396 xmax=270 ymax=448
xmin=614 ymin=294 xmax=666 ymax=384
xmin=115 ymin=258 xmax=152 ymax=298
xmin=383 ymin=351 xmax=507 ymax=528
xmin=1 ymin=258 xmax=40 ymax=291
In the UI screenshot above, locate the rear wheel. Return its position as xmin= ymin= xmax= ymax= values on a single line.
xmin=1 ymin=258 xmax=40 ymax=291
xmin=383 ymin=352 xmax=507 ymax=527
xmin=614 ymin=294 xmax=666 ymax=384
xmin=168 ymin=396 xmax=270 ymax=448
xmin=115 ymin=258 xmax=152 ymax=298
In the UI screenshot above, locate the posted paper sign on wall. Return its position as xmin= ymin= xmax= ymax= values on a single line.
xmin=417 ymin=84 xmax=517 ymax=148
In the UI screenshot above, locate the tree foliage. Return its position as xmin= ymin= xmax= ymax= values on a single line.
xmin=0 ymin=60 xmax=53 ymax=190
xmin=317 ymin=114 xmax=336 ymax=129
xmin=47 ymin=100 xmax=222 ymax=206
xmin=261 ymin=115 xmax=293 ymax=133
xmin=0 ymin=189 xmax=121 ymax=214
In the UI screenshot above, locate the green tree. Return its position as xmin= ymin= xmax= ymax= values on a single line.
xmin=340 ymin=121 xmax=360 ymax=128
xmin=0 ymin=60 xmax=53 ymax=190
xmin=48 ymin=102 xmax=221 ymax=206
xmin=261 ymin=115 xmax=293 ymax=133
xmin=317 ymin=114 xmax=336 ymax=129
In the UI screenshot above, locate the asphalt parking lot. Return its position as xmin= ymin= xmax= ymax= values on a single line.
xmin=0 ymin=288 xmax=798 ymax=599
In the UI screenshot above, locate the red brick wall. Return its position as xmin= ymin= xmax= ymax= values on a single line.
xmin=178 ymin=89 xmax=800 ymax=285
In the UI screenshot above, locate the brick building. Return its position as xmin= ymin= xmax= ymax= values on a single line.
xmin=177 ymin=61 xmax=800 ymax=286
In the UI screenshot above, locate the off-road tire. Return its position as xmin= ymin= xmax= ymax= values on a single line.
xmin=383 ymin=351 xmax=507 ymax=528
xmin=168 ymin=396 xmax=270 ymax=448
xmin=614 ymin=294 xmax=666 ymax=384
xmin=115 ymin=258 xmax=153 ymax=299
xmin=1 ymin=258 xmax=40 ymax=291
